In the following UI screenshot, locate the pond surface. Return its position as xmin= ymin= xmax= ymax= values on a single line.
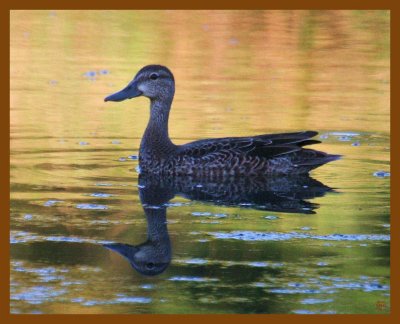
xmin=10 ymin=10 xmax=390 ymax=314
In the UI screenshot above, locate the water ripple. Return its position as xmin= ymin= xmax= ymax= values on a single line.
xmin=208 ymin=231 xmax=390 ymax=242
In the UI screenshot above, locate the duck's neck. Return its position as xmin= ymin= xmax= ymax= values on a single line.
xmin=140 ymin=96 xmax=176 ymax=158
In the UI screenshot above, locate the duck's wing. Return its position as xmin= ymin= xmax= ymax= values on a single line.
xmin=176 ymin=131 xmax=320 ymax=160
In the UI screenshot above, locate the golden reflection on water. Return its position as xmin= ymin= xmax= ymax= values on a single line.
xmin=10 ymin=10 xmax=390 ymax=314
xmin=11 ymin=10 xmax=389 ymax=140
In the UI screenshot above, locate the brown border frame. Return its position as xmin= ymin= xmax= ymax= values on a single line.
xmin=4 ymin=1 xmax=397 ymax=323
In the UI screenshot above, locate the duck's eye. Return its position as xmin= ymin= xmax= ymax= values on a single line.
xmin=149 ymin=73 xmax=159 ymax=80
xmin=146 ymin=262 xmax=155 ymax=269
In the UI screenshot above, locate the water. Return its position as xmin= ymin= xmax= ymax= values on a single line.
xmin=10 ymin=10 xmax=390 ymax=314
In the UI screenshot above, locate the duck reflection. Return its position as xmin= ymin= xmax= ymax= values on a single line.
xmin=104 ymin=174 xmax=333 ymax=276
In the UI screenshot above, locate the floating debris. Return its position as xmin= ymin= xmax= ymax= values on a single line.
xmin=264 ymin=215 xmax=279 ymax=220
xmin=164 ymin=202 xmax=188 ymax=207
xmin=183 ymin=258 xmax=208 ymax=265
xmin=83 ymin=71 xmax=96 ymax=79
xmin=252 ymin=282 xmax=267 ymax=288
xmin=111 ymin=140 xmax=121 ymax=144
xmin=300 ymin=227 xmax=312 ymax=231
xmin=95 ymin=183 xmax=113 ymax=186
xmin=11 ymin=286 xmax=67 ymax=304
xmin=78 ymin=141 xmax=89 ymax=145
xmin=200 ymin=220 xmax=221 ymax=224
xmin=140 ymin=284 xmax=154 ymax=289
xmin=247 ymin=262 xmax=268 ymax=267
xmin=83 ymin=69 xmax=110 ymax=80
xmin=143 ymin=204 xmax=162 ymax=209
xmin=90 ymin=193 xmax=112 ymax=198
xmin=293 ymin=310 xmax=336 ymax=314
xmin=128 ymin=155 xmax=139 ymax=160
xmin=44 ymin=200 xmax=63 ymax=207
xmin=229 ymin=37 xmax=239 ymax=45
xmin=118 ymin=157 xmax=127 ymax=162
xmin=373 ymin=171 xmax=390 ymax=178
xmin=168 ymin=276 xmax=219 ymax=282
xmin=320 ymin=132 xmax=360 ymax=141
xmin=114 ymin=296 xmax=152 ymax=304
xmin=213 ymin=213 xmax=227 ymax=218
xmin=351 ymin=141 xmax=361 ymax=146
xmin=23 ymin=214 xmax=33 ymax=220
xmin=192 ymin=212 xmax=212 ymax=217
xmin=76 ymin=204 xmax=108 ymax=210
xmin=208 ymin=231 xmax=390 ymax=242
xmin=329 ymin=132 xmax=360 ymax=137
xmin=49 ymin=80 xmax=58 ymax=86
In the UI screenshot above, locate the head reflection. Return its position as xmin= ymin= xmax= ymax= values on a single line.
xmin=104 ymin=174 xmax=334 ymax=276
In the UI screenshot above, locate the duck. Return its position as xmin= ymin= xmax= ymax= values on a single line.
xmin=105 ymin=65 xmax=340 ymax=176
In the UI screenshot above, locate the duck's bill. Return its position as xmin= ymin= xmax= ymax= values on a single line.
xmin=104 ymin=81 xmax=142 ymax=102
xmin=103 ymin=243 xmax=139 ymax=257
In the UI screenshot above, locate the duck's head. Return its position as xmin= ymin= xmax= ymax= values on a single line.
xmin=104 ymin=65 xmax=175 ymax=102
xmin=103 ymin=242 xmax=171 ymax=276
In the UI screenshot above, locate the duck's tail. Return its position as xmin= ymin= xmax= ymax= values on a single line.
xmin=294 ymin=150 xmax=342 ymax=173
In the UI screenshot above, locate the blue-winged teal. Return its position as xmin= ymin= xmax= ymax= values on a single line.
xmin=105 ymin=65 xmax=340 ymax=176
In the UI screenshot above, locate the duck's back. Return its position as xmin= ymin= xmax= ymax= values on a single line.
xmin=139 ymin=131 xmax=340 ymax=176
